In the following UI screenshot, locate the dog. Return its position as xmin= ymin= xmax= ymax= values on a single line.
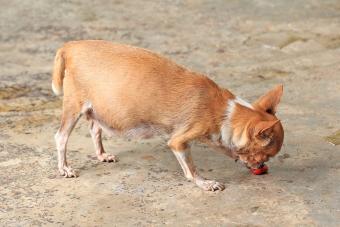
xmin=52 ymin=40 xmax=284 ymax=191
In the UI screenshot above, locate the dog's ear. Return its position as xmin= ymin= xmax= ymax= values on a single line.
xmin=253 ymin=84 xmax=283 ymax=115
xmin=254 ymin=120 xmax=280 ymax=146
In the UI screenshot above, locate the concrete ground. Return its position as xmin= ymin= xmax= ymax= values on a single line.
xmin=1 ymin=0 xmax=340 ymax=226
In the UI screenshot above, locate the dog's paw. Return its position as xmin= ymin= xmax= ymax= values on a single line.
xmin=195 ymin=177 xmax=225 ymax=191
xmin=97 ymin=153 xmax=119 ymax=163
xmin=59 ymin=166 xmax=78 ymax=178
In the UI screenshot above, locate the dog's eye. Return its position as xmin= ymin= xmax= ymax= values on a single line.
xmin=266 ymin=109 xmax=274 ymax=114
xmin=266 ymin=138 xmax=274 ymax=147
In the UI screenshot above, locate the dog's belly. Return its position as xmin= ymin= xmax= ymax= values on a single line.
xmin=98 ymin=120 xmax=168 ymax=139
xmin=86 ymin=105 xmax=169 ymax=139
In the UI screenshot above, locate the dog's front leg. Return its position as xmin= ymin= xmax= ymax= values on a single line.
xmin=171 ymin=149 xmax=225 ymax=191
xmin=168 ymin=133 xmax=225 ymax=191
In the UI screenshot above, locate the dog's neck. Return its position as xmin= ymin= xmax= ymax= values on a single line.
xmin=221 ymin=97 xmax=254 ymax=150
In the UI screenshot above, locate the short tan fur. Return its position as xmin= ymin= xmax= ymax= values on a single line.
xmin=52 ymin=40 xmax=284 ymax=191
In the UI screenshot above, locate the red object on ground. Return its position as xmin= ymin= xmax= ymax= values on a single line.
xmin=250 ymin=164 xmax=268 ymax=175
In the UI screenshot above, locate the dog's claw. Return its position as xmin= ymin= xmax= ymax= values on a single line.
xmin=59 ymin=166 xmax=78 ymax=178
xmin=195 ymin=177 xmax=225 ymax=191
xmin=97 ymin=153 xmax=119 ymax=162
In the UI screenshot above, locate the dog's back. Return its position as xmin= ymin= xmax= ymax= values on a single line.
xmin=52 ymin=40 xmax=229 ymax=134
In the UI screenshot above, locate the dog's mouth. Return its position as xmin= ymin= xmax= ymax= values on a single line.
xmin=234 ymin=152 xmax=266 ymax=169
xmin=237 ymin=159 xmax=265 ymax=169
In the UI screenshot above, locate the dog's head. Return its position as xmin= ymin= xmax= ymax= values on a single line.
xmin=222 ymin=85 xmax=284 ymax=168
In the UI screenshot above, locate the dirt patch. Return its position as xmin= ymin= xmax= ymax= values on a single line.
xmin=325 ymin=130 xmax=340 ymax=146
xmin=0 ymin=98 xmax=61 ymax=112
xmin=253 ymin=67 xmax=291 ymax=80
xmin=0 ymin=85 xmax=32 ymax=100
xmin=0 ymin=85 xmax=61 ymax=113
xmin=7 ymin=114 xmax=58 ymax=132
xmin=243 ymin=32 xmax=309 ymax=49
xmin=317 ymin=35 xmax=340 ymax=49
xmin=279 ymin=36 xmax=308 ymax=49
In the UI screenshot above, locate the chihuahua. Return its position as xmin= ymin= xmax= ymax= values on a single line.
xmin=52 ymin=40 xmax=284 ymax=191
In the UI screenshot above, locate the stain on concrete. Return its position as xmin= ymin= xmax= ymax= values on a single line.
xmin=325 ymin=130 xmax=340 ymax=146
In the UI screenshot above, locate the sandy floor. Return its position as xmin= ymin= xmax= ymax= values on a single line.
xmin=1 ymin=0 xmax=340 ymax=226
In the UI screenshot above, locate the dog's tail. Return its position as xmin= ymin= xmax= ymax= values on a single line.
xmin=51 ymin=48 xmax=65 ymax=96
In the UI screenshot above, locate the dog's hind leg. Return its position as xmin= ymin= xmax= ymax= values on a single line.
xmin=89 ymin=120 xmax=118 ymax=162
xmin=55 ymin=109 xmax=82 ymax=178
xmin=55 ymin=80 xmax=92 ymax=177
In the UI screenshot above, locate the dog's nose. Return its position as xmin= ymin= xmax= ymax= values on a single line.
xmin=263 ymin=155 xmax=269 ymax=162
xmin=255 ymin=155 xmax=269 ymax=163
xmin=257 ymin=162 xmax=265 ymax=168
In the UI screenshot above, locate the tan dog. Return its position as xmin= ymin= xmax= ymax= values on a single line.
xmin=52 ymin=40 xmax=284 ymax=191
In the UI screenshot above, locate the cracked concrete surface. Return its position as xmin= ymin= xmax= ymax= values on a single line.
xmin=0 ymin=0 xmax=340 ymax=226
